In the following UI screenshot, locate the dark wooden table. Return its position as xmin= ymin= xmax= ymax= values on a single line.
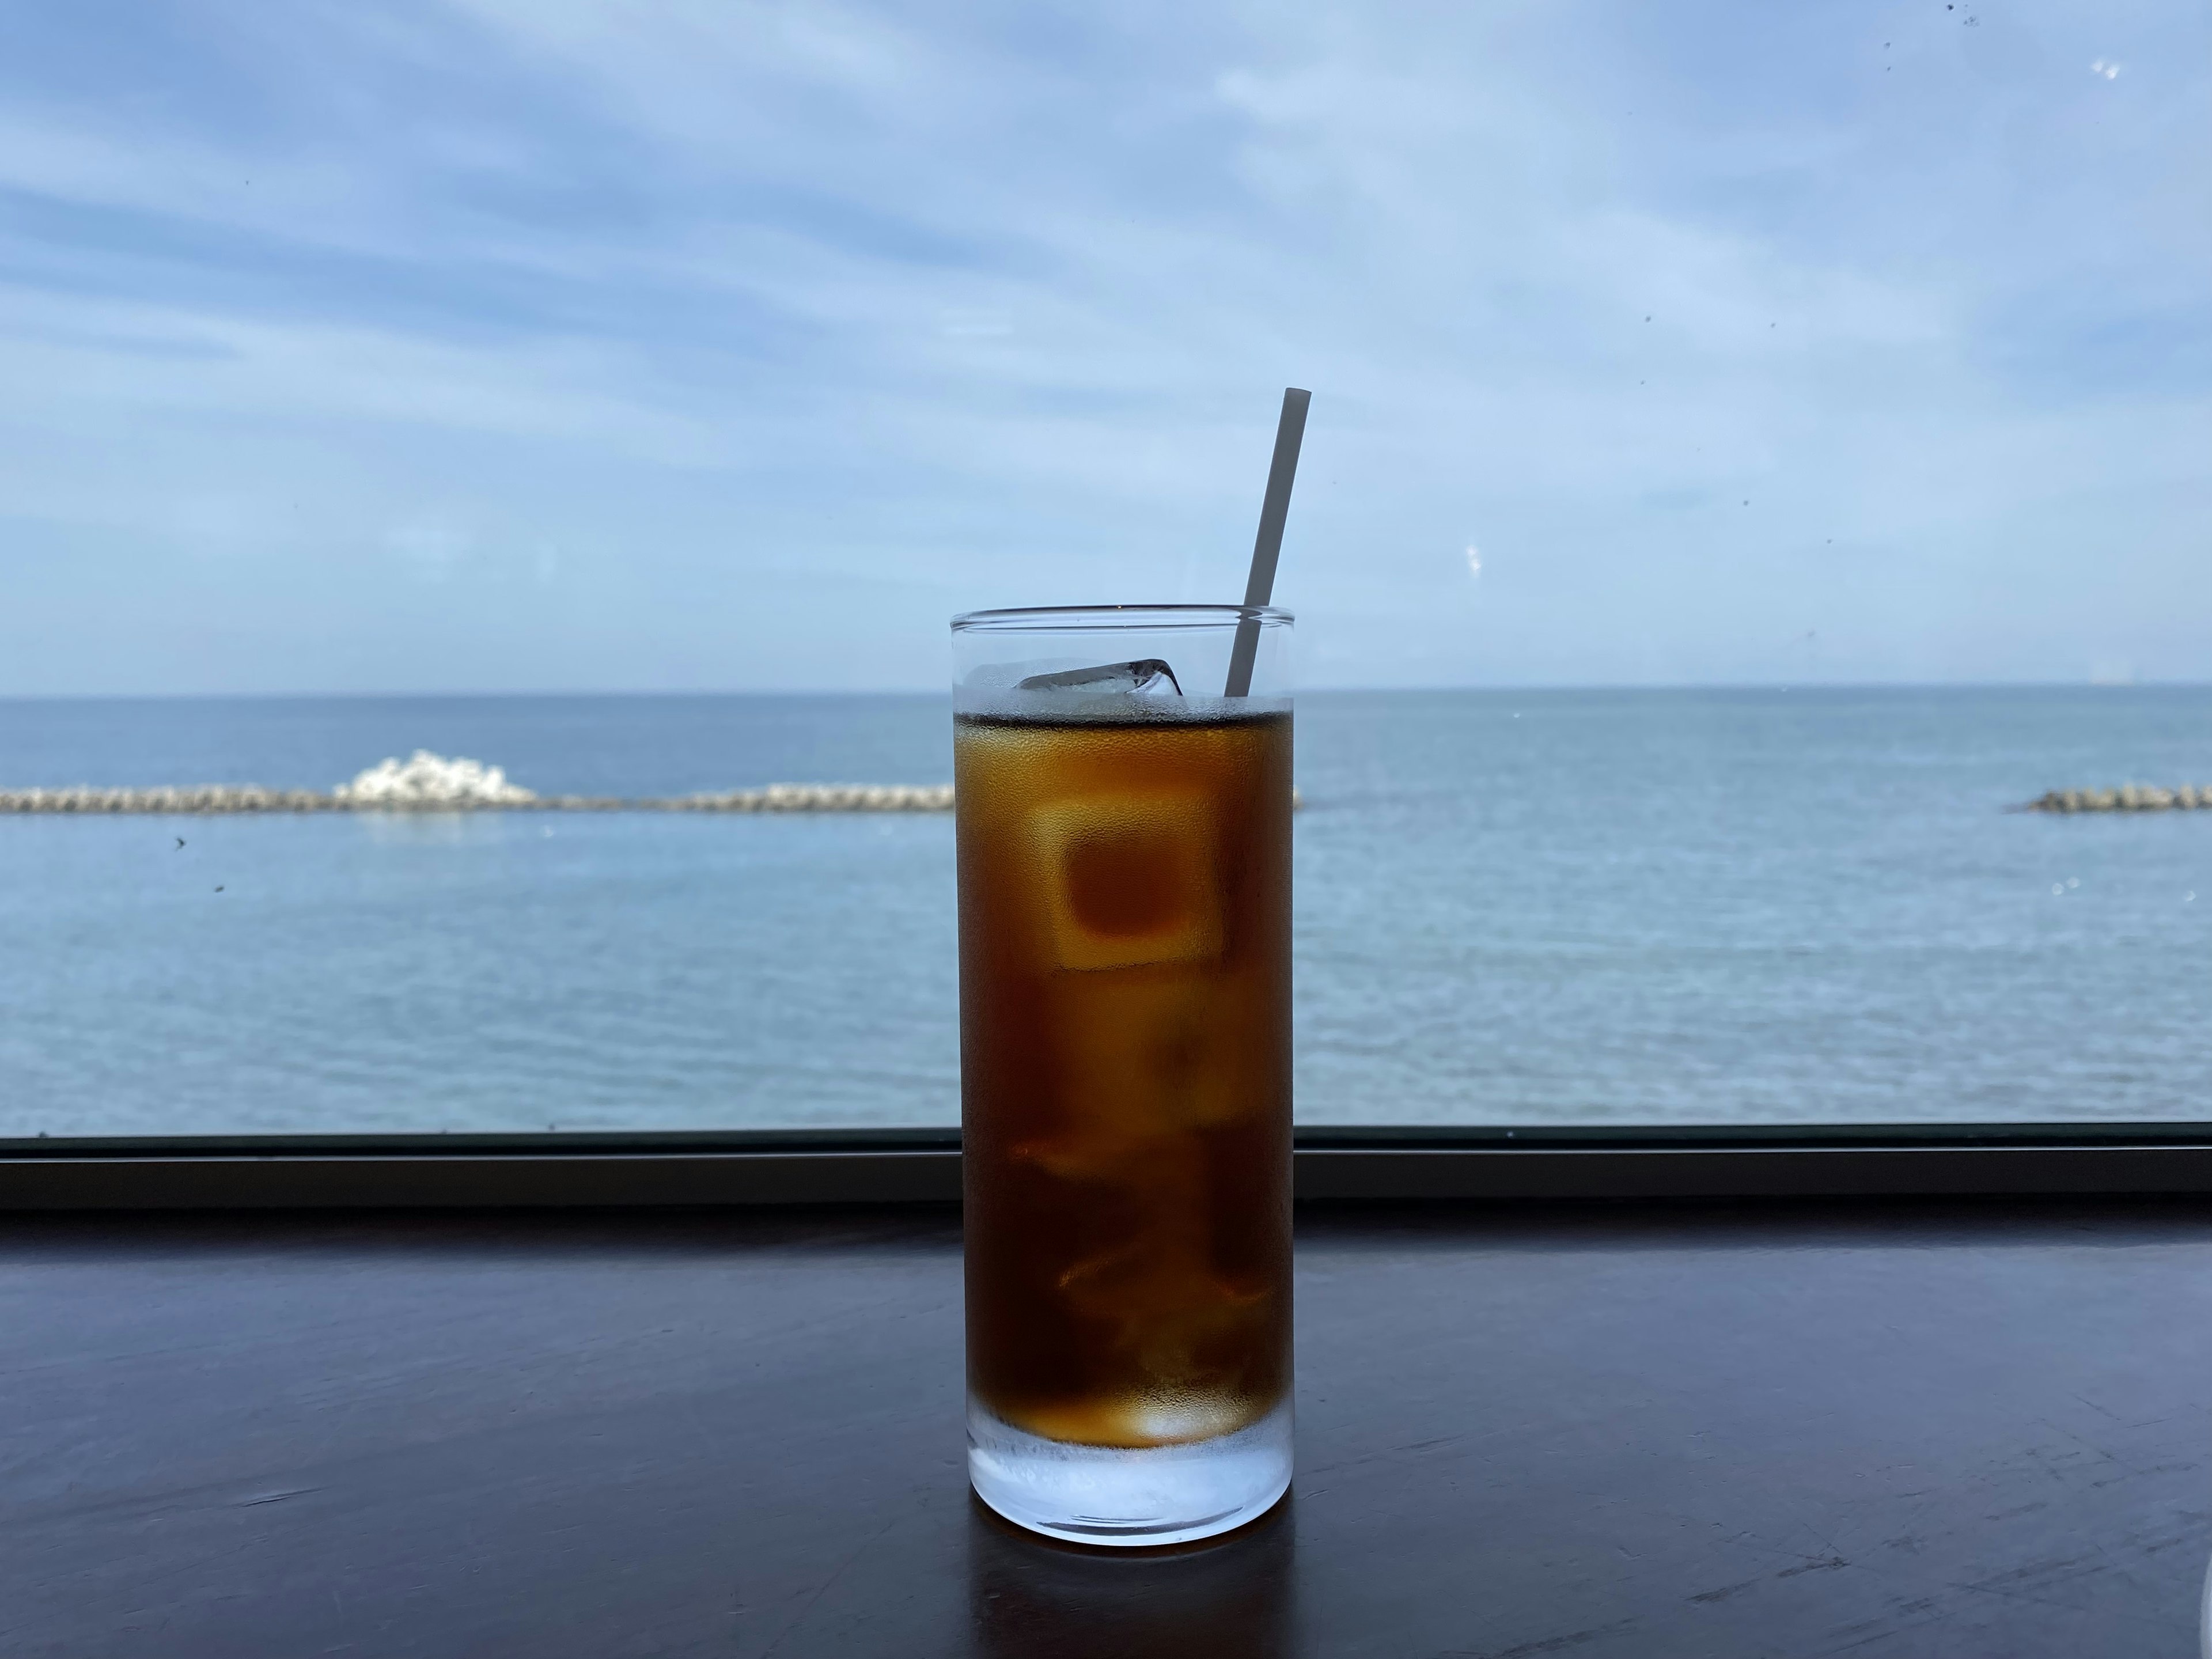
xmin=5 ymin=1200 xmax=2209 ymax=1656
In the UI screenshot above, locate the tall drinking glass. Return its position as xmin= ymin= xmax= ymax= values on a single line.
xmin=952 ymin=605 xmax=1294 ymax=1547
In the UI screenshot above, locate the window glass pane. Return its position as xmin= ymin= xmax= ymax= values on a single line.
xmin=2 ymin=699 xmax=958 ymax=1135
xmin=4 ymin=2 xmax=2205 ymax=1136
xmin=1296 ymin=690 xmax=2209 ymax=1126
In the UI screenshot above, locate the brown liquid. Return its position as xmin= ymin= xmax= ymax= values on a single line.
xmin=956 ymin=709 xmax=1292 ymax=1449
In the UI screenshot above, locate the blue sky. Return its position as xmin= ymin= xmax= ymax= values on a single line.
xmin=1 ymin=0 xmax=2206 ymax=692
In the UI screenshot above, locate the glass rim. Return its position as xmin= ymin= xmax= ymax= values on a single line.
xmin=951 ymin=603 xmax=1294 ymax=632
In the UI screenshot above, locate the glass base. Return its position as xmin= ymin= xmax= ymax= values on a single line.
xmin=967 ymin=1396 xmax=1292 ymax=1548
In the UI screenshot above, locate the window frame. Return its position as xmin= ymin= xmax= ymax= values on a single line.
xmin=7 ymin=1123 xmax=2212 ymax=1209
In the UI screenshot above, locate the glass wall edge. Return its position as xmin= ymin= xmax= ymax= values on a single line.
xmin=952 ymin=604 xmax=1293 ymax=630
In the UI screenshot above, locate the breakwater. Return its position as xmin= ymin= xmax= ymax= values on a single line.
xmin=0 ymin=749 xmax=956 ymax=815
xmin=2022 ymin=784 xmax=2212 ymax=813
xmin=0 ymin=781 xmax=959 ymax=815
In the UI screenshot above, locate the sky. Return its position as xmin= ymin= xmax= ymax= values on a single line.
xmin=1 ymin=0 xmax=2206 ymax=694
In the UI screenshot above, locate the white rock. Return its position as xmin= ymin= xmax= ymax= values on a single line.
xmin=334 ymin=751 xmax=537 ymax=806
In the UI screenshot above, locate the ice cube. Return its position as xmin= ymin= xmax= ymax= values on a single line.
xmin=1027 ymin=790 xmax=1218 ymax=971
xmin=1034 ymin=975 xmax=1262 ymax=1138
xmin=1016 ymin=658 xmax=1183 ymax=695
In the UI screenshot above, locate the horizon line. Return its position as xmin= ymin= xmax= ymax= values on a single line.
xmin=2 ymin=680 xmax=2205 ymax=702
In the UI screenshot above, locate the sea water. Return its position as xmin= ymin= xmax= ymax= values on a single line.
xmin=1 ymin=688 xmax=2205 ymax=1137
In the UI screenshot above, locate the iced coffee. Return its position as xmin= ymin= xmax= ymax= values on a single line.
xmin=952 ymin=608 xmax=1294 ymax=1546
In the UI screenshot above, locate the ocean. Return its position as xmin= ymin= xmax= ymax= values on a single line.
xmin=2 ymin=688 xmax=2206 ymax=1138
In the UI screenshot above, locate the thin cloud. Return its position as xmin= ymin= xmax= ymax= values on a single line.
xmin=0 ymin=0 xmax=2206 ymax=692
